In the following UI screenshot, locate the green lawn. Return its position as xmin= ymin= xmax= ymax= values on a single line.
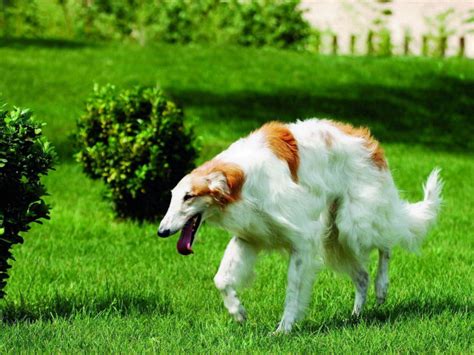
xmin=0 ymin=39 xmax=473 ymax=352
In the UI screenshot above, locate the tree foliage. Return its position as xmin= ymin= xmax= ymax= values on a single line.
xmin=0 ymin=107 xmax=56 ymax=298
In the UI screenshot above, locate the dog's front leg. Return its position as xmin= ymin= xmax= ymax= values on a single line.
xmin=274 ymin=249 xmax=320 ymax=334
xmin=214 ymin=236 xmax=259 ymax=323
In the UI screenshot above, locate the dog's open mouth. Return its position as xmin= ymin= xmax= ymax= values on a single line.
xmin=177 ymin=214 xmax=202 ymax=255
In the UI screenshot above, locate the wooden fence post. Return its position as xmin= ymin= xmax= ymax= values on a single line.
xmin=422 ymin=35 xmax=429 ymax=56
xmin=439 ymin=36 xmax=447 ymax=57
xmin=350 ymin=34 xmax=356 ymax=55
xmin=332 ymin=34 xmax=338 ymax=55
xmin=367 ymin=31 xmax=374 ymax=55
xmin=403 ymin=35 xmax=410 ymax=55
xmin=459 ymin=36 xmax=465 ymax=57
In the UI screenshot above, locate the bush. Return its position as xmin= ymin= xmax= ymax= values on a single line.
xmin=1 ymin=0 xmax=311 ymax=49
xmin=0 ymin=107 xmax=56 ymax=298
xmin=234 ymin=0 xmax=310 ymax=49
xmin=75 ymin=84 xmax=198 ymax=221
xmin=141 ymin=0 xmax=310 ymax=49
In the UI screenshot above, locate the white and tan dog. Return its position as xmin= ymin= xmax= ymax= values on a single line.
xmin=158 ymin=119 xmax=442 ymax=333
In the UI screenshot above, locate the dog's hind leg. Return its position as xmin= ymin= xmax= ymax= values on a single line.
xmin=322 ymin=199 xmax=369 ymax=318
xmin=350 ymin=266 xmax=369 ymax=317
xmin=214 ymin=236 xmax=259 ymax=323
xmin=274 ymin=248 xmax=321 ymax=334
xmin=375 ymin=249 xmax=391 ymax=305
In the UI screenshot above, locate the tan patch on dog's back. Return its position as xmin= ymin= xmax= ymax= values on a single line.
xmin=191 ymin=160 xmax=245 ymax=205
xmin=321 ymin=130 xmax=333 ymax=148
xmin=328 ymin=120 xmax=387 ymax=169
xmin=259 ymin=121 xmax=300 ymax=181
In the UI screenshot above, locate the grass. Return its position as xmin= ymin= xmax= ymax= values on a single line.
xmin=0 ymin=39 xmax=473 ymax=352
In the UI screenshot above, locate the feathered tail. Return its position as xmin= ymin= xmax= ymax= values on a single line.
xmin=402 ymin=168 xmax=443 ymax=251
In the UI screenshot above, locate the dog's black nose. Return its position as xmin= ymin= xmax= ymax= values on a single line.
xmin=157 ymin=228 xmax=171 ymax=238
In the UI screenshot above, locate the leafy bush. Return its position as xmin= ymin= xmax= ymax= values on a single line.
xmin=1 ymin=0 xmax=42 ymax=38
xmin=0 ymin=107 xmax=56 ymax=298
xmin=367 ymin=29 xmax=392 ymax=56
xmin=234 ymin=0 xmax=310 ymax=49
xmin=75 ymin=84 xmax=198 ymax=221
xmin=131 ymin=0 xmax=307 ymax=48
xmin=1 ymin=0 xmax=311 ymax=49
xmin=139 ymin=0 xmax=311 ymax=49
xmin=424 ymin=9 xmax=456 ymax=57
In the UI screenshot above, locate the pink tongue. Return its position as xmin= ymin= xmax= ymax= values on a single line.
xmin=177 ymin=223 xmax=194 ymax=255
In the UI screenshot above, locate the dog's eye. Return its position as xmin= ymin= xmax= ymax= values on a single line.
xmin=183 ymin=193 xmax=194 ymax=202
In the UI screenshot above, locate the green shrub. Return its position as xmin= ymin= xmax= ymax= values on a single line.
xmin=424 ymin=9 xmax=456 ymax=57
xmin=234 ymin=0 xmax=310 ymax=49
xmin=142 ymin=0 xmax=310 ymax=49
xmin=0 ymin=107 xmax=56 ymax=298
xmin=75 ymin=84 xmax=198 ymax=221
xmin=1 ymin=0 xmax=311 ymax=49
xmin=371 ymin=29 xmax=393 ymax=56
xmin=2 ymin=0 xmax=42 ymax=38
xmin=72 ymin=0 xmax=136 ymax=41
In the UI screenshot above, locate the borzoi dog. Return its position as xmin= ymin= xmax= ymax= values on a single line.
xmin=158 ymin=119 xmax=442 ymax=334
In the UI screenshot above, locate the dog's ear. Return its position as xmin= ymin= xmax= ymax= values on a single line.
xmin=192 ymin=161 xmax=244 ymax=206
xmin=206 ymin=171 xmax=231 ymax=205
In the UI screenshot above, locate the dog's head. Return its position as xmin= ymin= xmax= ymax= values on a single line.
xmin=158 ymin=160 xmax=244 ymax=255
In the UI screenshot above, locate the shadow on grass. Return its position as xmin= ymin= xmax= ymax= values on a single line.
xmin=55 ymin=74 xmax=474 ymax=162
xmin=170 ymin=75 xmax=474 ymax=153
xmin=301 ymin=297 xmax=473 ymax=334
xmin=0 ymin=291 xmax=172 ymax=324
xmin=54 ymin=136 xmax=77 ymax=163
xmin=0 ymin=37 xmax=93 ymax=49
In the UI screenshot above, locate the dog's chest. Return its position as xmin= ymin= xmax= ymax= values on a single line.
xmin=211 ymin=205 xmax=292 ymax=249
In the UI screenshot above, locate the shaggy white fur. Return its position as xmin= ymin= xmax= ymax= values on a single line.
xmin=158 ymin=118 xmax=442 ymax=334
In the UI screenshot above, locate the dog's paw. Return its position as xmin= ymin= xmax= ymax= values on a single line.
xmin=376 ymin=295 xmax=387 ymax=306
xmin=350 ymin=308 xmax=363 ymax=320
xmin=271 ymin=322 xmax=292 ymax=336
xmin=375 ymin=280 xmax=389 ymax=305
xmin=376 ymin=289 xmax=388 ymax=305
xmin=230 ymin=305 xmax=247 ymax=324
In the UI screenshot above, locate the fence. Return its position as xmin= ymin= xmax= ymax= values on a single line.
xmin=311 ymin=31 xmax=470 ymax=57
